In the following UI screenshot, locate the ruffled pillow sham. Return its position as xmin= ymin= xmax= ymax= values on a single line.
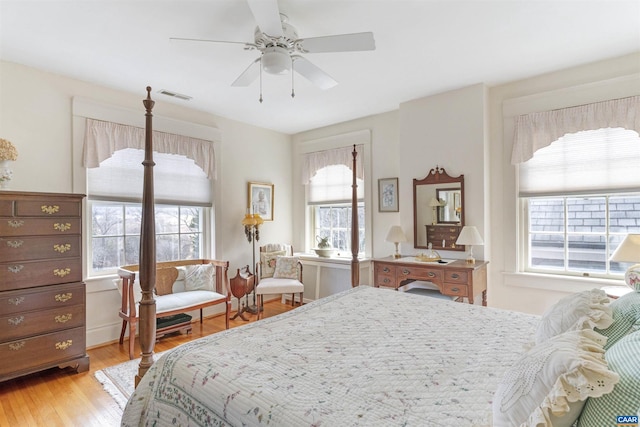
xmin=535 ymin=288 xmax=613 ymax=344
xmin=493 ymin=329 xmax=619 ymax=427
xmin=273 ymin=256 xmax=300 ymax=279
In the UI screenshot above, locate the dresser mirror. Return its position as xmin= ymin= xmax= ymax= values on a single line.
xmin=413 ymin=167 xmax=465 ymax=251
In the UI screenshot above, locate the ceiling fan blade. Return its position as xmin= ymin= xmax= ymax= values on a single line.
xmin=231 ymin=58 xmax=261 ymax=87
xmin=247 ymin=0 xmax=283 ymax=38
xmin=292 ymin=56 xmax=338 ymax=90
xmin=170 ymin=37 xmax=255 ymax=49
xmin=297 ymin=32 xmax=376 ymax=53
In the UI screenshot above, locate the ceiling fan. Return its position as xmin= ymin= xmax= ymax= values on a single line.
xmin=170 ymin=0 xmax=376 ymax=101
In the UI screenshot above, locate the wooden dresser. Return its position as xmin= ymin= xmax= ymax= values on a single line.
xmin=0 ymin=191 xmax=89 ymax=382
xmin=373 ymin=256 xmax=488 ymax=305
xmin=425 ymin=224 xmax=462 ymax=251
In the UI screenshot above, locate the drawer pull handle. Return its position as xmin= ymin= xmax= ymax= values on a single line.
xmin=53 ymin=243 xmax=72 ymax=253
xmin=428 ymin=272 xmax=435 ymax=277
xmin=8 ymin=265 xmax=24 ymax=274
xmin=451 ymin=287 xmax=460 ymax=292
xmin=383 ymin=278 xmax=390 ymax=283
xmin=55 ymin=293 xmax=73 ymax=303
xmin=451 ymin=273 xmax=459 ymax=279
xmin=8 ymin=316 xmax=24 ymax=326
xmin=41 ymin=205 xmax=60 ymax=215
xmin=6 ymin=240 xmax=24 ymax=248
xmin=383 ymin=267 xmax=390 ymax=273
xmin=402 ymin=269 xmax=410 ymax=275
xmin=53 ymin=268 xmax=71 ymax=278
xmin=8 ymin=297 xmax=25 ymax=306
xmin=9 ymin=341 xmax=25 ymax=351
xmin=7 ymin=220 xmax=24 ymax=228
xmin=55 ymin=340 xmax=73 ymax=350
xmin=55 ymin=314 xmax=73 ymax=323
xmin=53 ymin=223 xmax=72 ymax=232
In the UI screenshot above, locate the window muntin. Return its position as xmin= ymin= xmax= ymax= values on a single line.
xmin=525 ymin=193 xmax=640 ymax=278
xmin=90 ymin=201 xmax=204 ymax=275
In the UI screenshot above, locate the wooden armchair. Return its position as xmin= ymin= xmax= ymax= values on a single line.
xmin=255 ymin=244 xmax=303 ymax=319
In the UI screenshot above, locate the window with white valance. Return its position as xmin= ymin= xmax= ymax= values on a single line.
xmin=514 ymin=95 xmax=640 ymax=280
xmin=511 ymin=95 xmax=640 ymax=165
xmin=83 ymin=118 xmax=217 ymax=179
xmin=302 ymin=144 xmax=364 ymax=185
xmin=82 ymin=117 xmax=217 ymax=275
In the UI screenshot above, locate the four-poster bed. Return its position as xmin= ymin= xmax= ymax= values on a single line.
xmin=122 ymin=89 xmax=621 ymax=426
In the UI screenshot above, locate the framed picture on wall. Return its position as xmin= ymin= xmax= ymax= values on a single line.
xmin=378 ymin=177 xmax=399 ymax=212
xmin=248 ymin=182 xmax=274 ymax=221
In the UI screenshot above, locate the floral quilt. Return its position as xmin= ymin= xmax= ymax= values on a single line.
xmin=121 ymin=285 xmax=539 ymax=427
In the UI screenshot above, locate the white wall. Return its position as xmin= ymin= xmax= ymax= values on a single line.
xmin=0 ymin=60 xmax=293 ymax=347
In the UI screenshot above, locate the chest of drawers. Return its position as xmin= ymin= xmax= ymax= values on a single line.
xmin=0 ymin=191 xmax=89 ymax=382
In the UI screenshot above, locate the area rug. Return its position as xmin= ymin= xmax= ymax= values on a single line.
xmin=94 ymin=351 xmax=167 ymax=411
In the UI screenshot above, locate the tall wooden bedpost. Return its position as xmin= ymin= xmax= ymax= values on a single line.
xmin=136 ymin=86 xmax=157 ymax=386
xmin=351 ymin=145 xmax=359 ymax=287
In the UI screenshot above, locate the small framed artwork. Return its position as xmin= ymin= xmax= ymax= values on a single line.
xmin=248 ymin=182 xmax=274 ymax=221
xmin=378 ymin=177 xmax=399 ymax=212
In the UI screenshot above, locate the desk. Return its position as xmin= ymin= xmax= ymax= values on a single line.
xmin=373 ymin=257 xmax=488 ymax=305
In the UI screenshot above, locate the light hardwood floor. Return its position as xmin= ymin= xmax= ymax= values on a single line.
xmin=0 ymin=300 xmax=294 ymax=427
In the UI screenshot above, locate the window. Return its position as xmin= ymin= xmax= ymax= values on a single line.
xmin=87 ymin=147 xmax=212 ymax=276
xmin=526 ymin=194 xmax=640 ymax=277
xmin=520 ymin=127 xmax=640 ymax=279
xmin=91 ymin=202 xmax=204 ymax=274
xmin=308 ymin=164 xmax=365 ymax=255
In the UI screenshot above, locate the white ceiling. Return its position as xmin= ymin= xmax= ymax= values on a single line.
xmin=1 ymin=1 xmax=639 ymax=135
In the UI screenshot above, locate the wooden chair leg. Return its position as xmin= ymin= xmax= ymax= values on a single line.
xmin=128 ymin=320 xmax=137 ymax=359
xmin=257 ymin=295 xmax=263 ymax=320
xmin=291 ymin=293 xmax=295 ymax=306
xmin=200 ymin=308 xmax=204 ymax=323
xmin=119 ymin=319 xmax=128 ymax=344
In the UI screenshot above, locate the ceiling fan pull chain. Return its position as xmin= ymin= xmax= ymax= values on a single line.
xmin=259 ymin=57 xmax=263 ymax=103
xmin=291 ymin=57 xmax=295 ymax=98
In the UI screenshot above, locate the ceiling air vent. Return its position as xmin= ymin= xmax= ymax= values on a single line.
xmin=158 ymin=89 xmax=192 ymax=101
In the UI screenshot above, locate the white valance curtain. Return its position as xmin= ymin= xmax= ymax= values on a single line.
xmin=511 ymin=95 xmax=640 ymax=164
xmin=83 ymin=118 xmax=217 ymax=179
xmin=301 ymin=144 xmax=364 ymax=184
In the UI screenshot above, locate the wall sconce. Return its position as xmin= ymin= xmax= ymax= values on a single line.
xmin=455 ymin=226 xmax=484 ymax=264
xmin=385 ymin=225 xmax=407 ymax=259
xmin=610 ymin=233 xmax=640 ymax=291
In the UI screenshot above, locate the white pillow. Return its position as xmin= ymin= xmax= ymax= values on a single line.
xmin=184 ymin=263 xmax=215 ymax=292
xmin=260 ymin=250 xmax=286 ymax=278
xmin=535 ymin=288 xmax=613 ymax=344
xmin=493 ymin=329 xmax=619 ymax=427
xmin=273 ymin=256 xmax=300 ymax=279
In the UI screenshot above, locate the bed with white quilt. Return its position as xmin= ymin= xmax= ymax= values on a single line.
xmin=121 ymin=284 xmax=640 ymax=427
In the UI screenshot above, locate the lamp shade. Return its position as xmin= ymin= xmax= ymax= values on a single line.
xmin=429 ymin=197 xmax=442 ymax=207
xmin=455 ymin=226 xmax=484 ymax=246
xmin=385 ymin=225 xmax=407 ymax=243
xmin=610 ymin=234 xmax=640 ymax=263
xmin=241 ymin=212 xmax=257 ymax=226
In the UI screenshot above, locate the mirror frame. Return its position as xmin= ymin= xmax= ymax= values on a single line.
xmin=412 ymin=166 xmax=465 ymax=250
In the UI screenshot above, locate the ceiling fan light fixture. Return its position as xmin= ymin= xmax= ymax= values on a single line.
xmin=262 ymin=46 xmax=291 ymax=75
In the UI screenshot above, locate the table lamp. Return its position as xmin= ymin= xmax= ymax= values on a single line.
xmin=386 ymin=225 xmax=407 ymax=259
xmin=609 ymin=233 xmax=640 ymax=291
xmin=455 ymin=225 xmax=484 ymax=264
xmin=429 ymin=197 xmax=441 ymax=225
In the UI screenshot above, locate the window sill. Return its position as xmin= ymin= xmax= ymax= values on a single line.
xmin=503 ymin=271 xmax=627 ymax=294
xmin=296 ymin=253 xmax=371 ymax=266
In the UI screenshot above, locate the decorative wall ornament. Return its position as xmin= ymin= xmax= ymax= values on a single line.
xmin=0 ymin=138 xmax=18 ymax=190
